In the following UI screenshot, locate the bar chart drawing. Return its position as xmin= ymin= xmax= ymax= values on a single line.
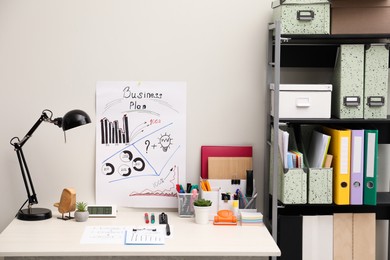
xmin=96 ymin=81 xmax=186 ymax=208
xmin=100 ymin=115 xmax=130 ymax=144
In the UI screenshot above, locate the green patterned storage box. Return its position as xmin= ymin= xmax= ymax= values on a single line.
xmin=269 ymin=127 xmax=307 ymax=204
xmin=269 ymin=150 xmax=307 ymax=204
xmin=279 ymin=168 xmax=307 ymax=204
xmin=272 ymin=0 xmax=330 ymax=34
xmin=307 ymin=168 xmax=332 ymax=204
xmin=332 ymin=44 xmax=365 ymax=119
xmin=364 ymin=44 xmax=389 ymax=119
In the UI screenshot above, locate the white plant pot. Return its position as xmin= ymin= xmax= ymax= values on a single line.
xmin=194 ymin=206 xmax=211 ymax=224
xmin=74 ymin=211 xmax=89 ymax=222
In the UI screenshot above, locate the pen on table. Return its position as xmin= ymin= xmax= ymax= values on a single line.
xmin=144 ymin=213 xmax=149 ymax=224
xmin=159 ymin=212 xmax=170 ymax=235
xmin=166 ymin=223 xmax=171 ymax=236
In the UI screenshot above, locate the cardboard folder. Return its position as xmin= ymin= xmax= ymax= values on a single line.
xmin=208 ymin=157 xmax=252 ymax=179
xmin=363 ymin=129 xmax=378 ymax=205
xmin=363 ymin=44 xmax=389 ymax=119
xmin=353 ymin=213 xmax=376 ymax=260
xmin=200 ymin=146 xmax=252 ymax=179
xmin=350 ymin=129 xmax=364 ymax=205
xmin=323 ymin=127 xmax=351 ymax=205
xmin=334 ymin=213 xmax=376 ymax=260
xmin=332 ymin=44 xmax=365 ymax=119
xmin=333 ymin=213 xmax=353 ymax=260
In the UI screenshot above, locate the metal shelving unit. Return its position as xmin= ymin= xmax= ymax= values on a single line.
xmin=264 ymin=21 xmax=390 ymax=260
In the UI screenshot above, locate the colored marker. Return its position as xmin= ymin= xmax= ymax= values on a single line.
xmin=151 ymin=213 xmax=155 ymax=224
xmin=144 ymin=213 xmax=149 ymax=224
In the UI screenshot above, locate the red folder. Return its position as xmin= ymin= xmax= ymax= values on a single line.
xmin=201 ymin=146 xmax=253 ymax=179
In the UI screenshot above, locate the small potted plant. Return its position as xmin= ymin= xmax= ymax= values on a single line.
xmin=193 ymin=198 xmax=212 ymax=224
xmin=74 ymin=201 xmax=89 ymax=222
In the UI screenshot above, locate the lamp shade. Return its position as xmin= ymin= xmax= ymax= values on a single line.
xmin=62 ymin=109 xmax=91 ymax=131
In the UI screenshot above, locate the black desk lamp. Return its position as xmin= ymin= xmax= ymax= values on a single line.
xmin=9 ymin=109 xmax=91 ymax=221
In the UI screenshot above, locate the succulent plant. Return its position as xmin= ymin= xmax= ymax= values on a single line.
xmin=76 ymin=201 xmax=88 ymax=212
xmin=193 ymin=198 xmax=212 ymax=207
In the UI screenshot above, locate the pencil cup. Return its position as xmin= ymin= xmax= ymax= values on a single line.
xmin=239 ymin=196 xmax=256 ymax=209
xmin=178 ymin=193 xmax=198 ymax=217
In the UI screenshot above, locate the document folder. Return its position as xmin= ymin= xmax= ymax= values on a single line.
xmin=307 ymin=130 xmax=331 ymax=168
xmin=322 ymin=127 xmax=351 ymax=205
xmin=207 ymin=157 xmax=252 ymax=179
xmin=363 ymin=129 xmax=378 ymax=205
xmin=302 ymin=215 xmax=333 ymax=260
xmin=201 ymin=146 xmax=252 ymax=179
xmin=333 ymin=213 xmax=353 ymax=260
xmin=350 ymin=129 xmax=364 ymax=205
xmin=364 ymin=44 xmax=389 ymax=119
xmin=353 ymin=213 xmax=376 ymax=260
xmin=332 ymin=44 xmax=365 ymax=119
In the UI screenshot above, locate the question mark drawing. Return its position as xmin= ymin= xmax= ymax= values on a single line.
xmin=145 ymin=140 xmax=150 ymax=153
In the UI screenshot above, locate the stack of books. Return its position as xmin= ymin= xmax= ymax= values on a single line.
xmin=240 ymin=211 xmax=263 ymax=226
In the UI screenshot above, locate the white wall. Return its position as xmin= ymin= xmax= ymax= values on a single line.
xmin=0 ymin=0 xmax=273 ymax=232
xmin=1 ymin=2 xmax=389 ymax=260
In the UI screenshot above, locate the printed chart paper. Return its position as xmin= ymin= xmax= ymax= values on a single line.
xmin=96 ymin=81 xmax=186 ymax=208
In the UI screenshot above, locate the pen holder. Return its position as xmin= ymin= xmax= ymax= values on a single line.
xmin=239 ymin=196 xmax=256 ymax=209
xmin=177 ymin=193 xmax=198 ymax=217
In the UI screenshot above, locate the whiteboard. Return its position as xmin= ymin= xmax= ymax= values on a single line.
xmin=95 ymin=81 xmax=186 ymax=208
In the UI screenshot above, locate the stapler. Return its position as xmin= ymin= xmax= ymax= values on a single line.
xmin=213 ymin=210 xmax=237 ymax=225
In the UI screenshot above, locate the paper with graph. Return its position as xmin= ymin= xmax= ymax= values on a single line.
xmin=95 ymin=81 xmax=186 ymax=208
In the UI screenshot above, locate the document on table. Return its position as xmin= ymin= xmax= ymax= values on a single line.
xmin=80 ymin=225 xmax=166 ymax=245
xmin=80 ymin=226 xmax=126 ymax=244
xmin=125 ymin=225 xmax=165 ymax=245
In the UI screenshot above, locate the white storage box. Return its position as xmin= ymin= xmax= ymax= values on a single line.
xmin=270 ymin=84 xmax=332 ymax=118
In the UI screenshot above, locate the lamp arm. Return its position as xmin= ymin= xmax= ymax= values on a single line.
xmin=9 ymin=109 xmax=59 ymax=209
xmin=17 ymin=110 xmax=51 ymax=148
xmin=14 ymin=146 xmax=38 ymax=205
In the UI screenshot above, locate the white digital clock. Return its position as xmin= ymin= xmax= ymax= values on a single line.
xmin=87 ymin=205 xmax=117 ymax=218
